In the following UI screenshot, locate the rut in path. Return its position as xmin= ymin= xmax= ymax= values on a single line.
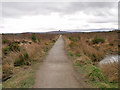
xmin=34 ymin=35 xmax=87 ymax=88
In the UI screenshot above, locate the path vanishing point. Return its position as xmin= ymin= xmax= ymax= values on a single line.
xmin=34 ymin=35 xmax=87 ymax=88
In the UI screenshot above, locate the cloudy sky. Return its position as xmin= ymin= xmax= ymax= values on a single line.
xmin=0 ymin=1 xmax=118 ymax=33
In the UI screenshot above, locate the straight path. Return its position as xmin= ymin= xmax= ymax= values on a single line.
xmin=34 ymin=35 xmax=87 ymax=88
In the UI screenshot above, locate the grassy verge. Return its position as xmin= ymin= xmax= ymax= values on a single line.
xmin=2 ymin=62 xmax=39 ymax=88
xmin=2 ymin=33 xmax=59 ymax=88
xmin=63 ymin=32 xmax=118 ymax=88
xmin=74 ymin=62 xmax=118 ymax=88
xmin=2 ymin=42 xmax=55 ymax=88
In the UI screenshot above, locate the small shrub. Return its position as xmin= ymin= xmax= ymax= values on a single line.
xmin=69 ymin=51 xmax=74 ymax=56
xmin=109 ymin=43 xmax=113 ymax=46
xmin=14 ymin=54 xmax=24 ymax=66
xmin=3 ymin=46 xmax=10 ymax=55
xmin=22 ymin=40 xmax=27 ymax=43
xmin=91 ymin=53 xmax=104 ymax=62
xmin=52 ymin=40 xmax=56 ymax=43
xmin=69 ymin=37 xmax=77 ymax=42
xmin=69 ymin=37 xmax=72 ymax=40
xmin=69 ymin=41 xmax=77 ymax=48
xmin=14 ymin=52 xmax=30 ymax=66
xmin=118 ymin=51 xmax=120 ymax=55
xmin=3 ymin=43 xmax=20 ymax=55
xmin=44 ymin=47 xmax=49 ymax=52
xmin=15 ymin=41 xmax=20 ymax=44
xmin=78 ymin=36 xmax=81 ymax=40
xmin=76 ymin=53 xmax=80 ymax=57
xmin=24 ymin=53 xmax=30 ymax=65
xmin=2 ymin=38 xmax=10 ymax=44
xmin=92 ymin=38 xmax=105 ymax=44
xmin=31 ymin=33 xmax=36 ymax=42
xmin=10 ymin=43 xmax=20 ymax=51
xmin=38 ymin=37 xmax=41 ymax=43
xmin=24 ymin=53 xmax=29 ymax=60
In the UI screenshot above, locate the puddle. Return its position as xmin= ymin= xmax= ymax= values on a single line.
xmin=99 ymin=55 xmax=119 ymax=66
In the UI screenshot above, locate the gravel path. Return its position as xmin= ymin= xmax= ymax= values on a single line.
xmin=34 ymin=35 xmax=87 ymax=88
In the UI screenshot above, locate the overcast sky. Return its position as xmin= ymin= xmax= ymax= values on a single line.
xmin=0 ymin=1 xmax=118 ymax=33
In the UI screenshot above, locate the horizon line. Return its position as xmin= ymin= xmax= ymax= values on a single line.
xmin=1 ymin=29 xmax=119 ymax=34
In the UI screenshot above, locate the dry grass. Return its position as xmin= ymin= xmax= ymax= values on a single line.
xmin=2 ymin=33 xmax=59 ymax=81
xmin=64 ymin=31 xmax=118 ymax=62
xmin=100 ymin=62 xmax=119 ymax=83
xmin=63 ymin=31 xmax=118 ymax=88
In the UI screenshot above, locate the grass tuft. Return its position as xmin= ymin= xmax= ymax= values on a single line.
xmin=31 ymin=33 xmax=36 ymax=42
xmin=92 ymin=37 xmax=105 ymax=44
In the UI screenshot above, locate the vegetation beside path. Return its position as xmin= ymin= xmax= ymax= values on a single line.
xmin=63 ymin=31 xmax=119 ymax=88
xmin=2 ymin=33 xmax=59 ymax=88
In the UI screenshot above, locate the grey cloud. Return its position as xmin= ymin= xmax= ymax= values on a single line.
xmin=67 ymin=28 xmax=116 ymax=32
xmin=89 ymin=19 xmax=117 ymax=23
xmin=2 ymin=2 xmax=71 ymax=17
xmin=59 ymin=2 xmax=117 ymax=16
xmin=2 ymin=2 xmax=117 ymax=18
xmin=0 ymin=26 xmax=4 ymax=28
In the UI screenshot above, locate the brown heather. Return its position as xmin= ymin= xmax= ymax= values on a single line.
xmin=63 ymin=31 xmax=118 ymax=85
xmin=2 ymin=33 xmax=59 ymax=81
